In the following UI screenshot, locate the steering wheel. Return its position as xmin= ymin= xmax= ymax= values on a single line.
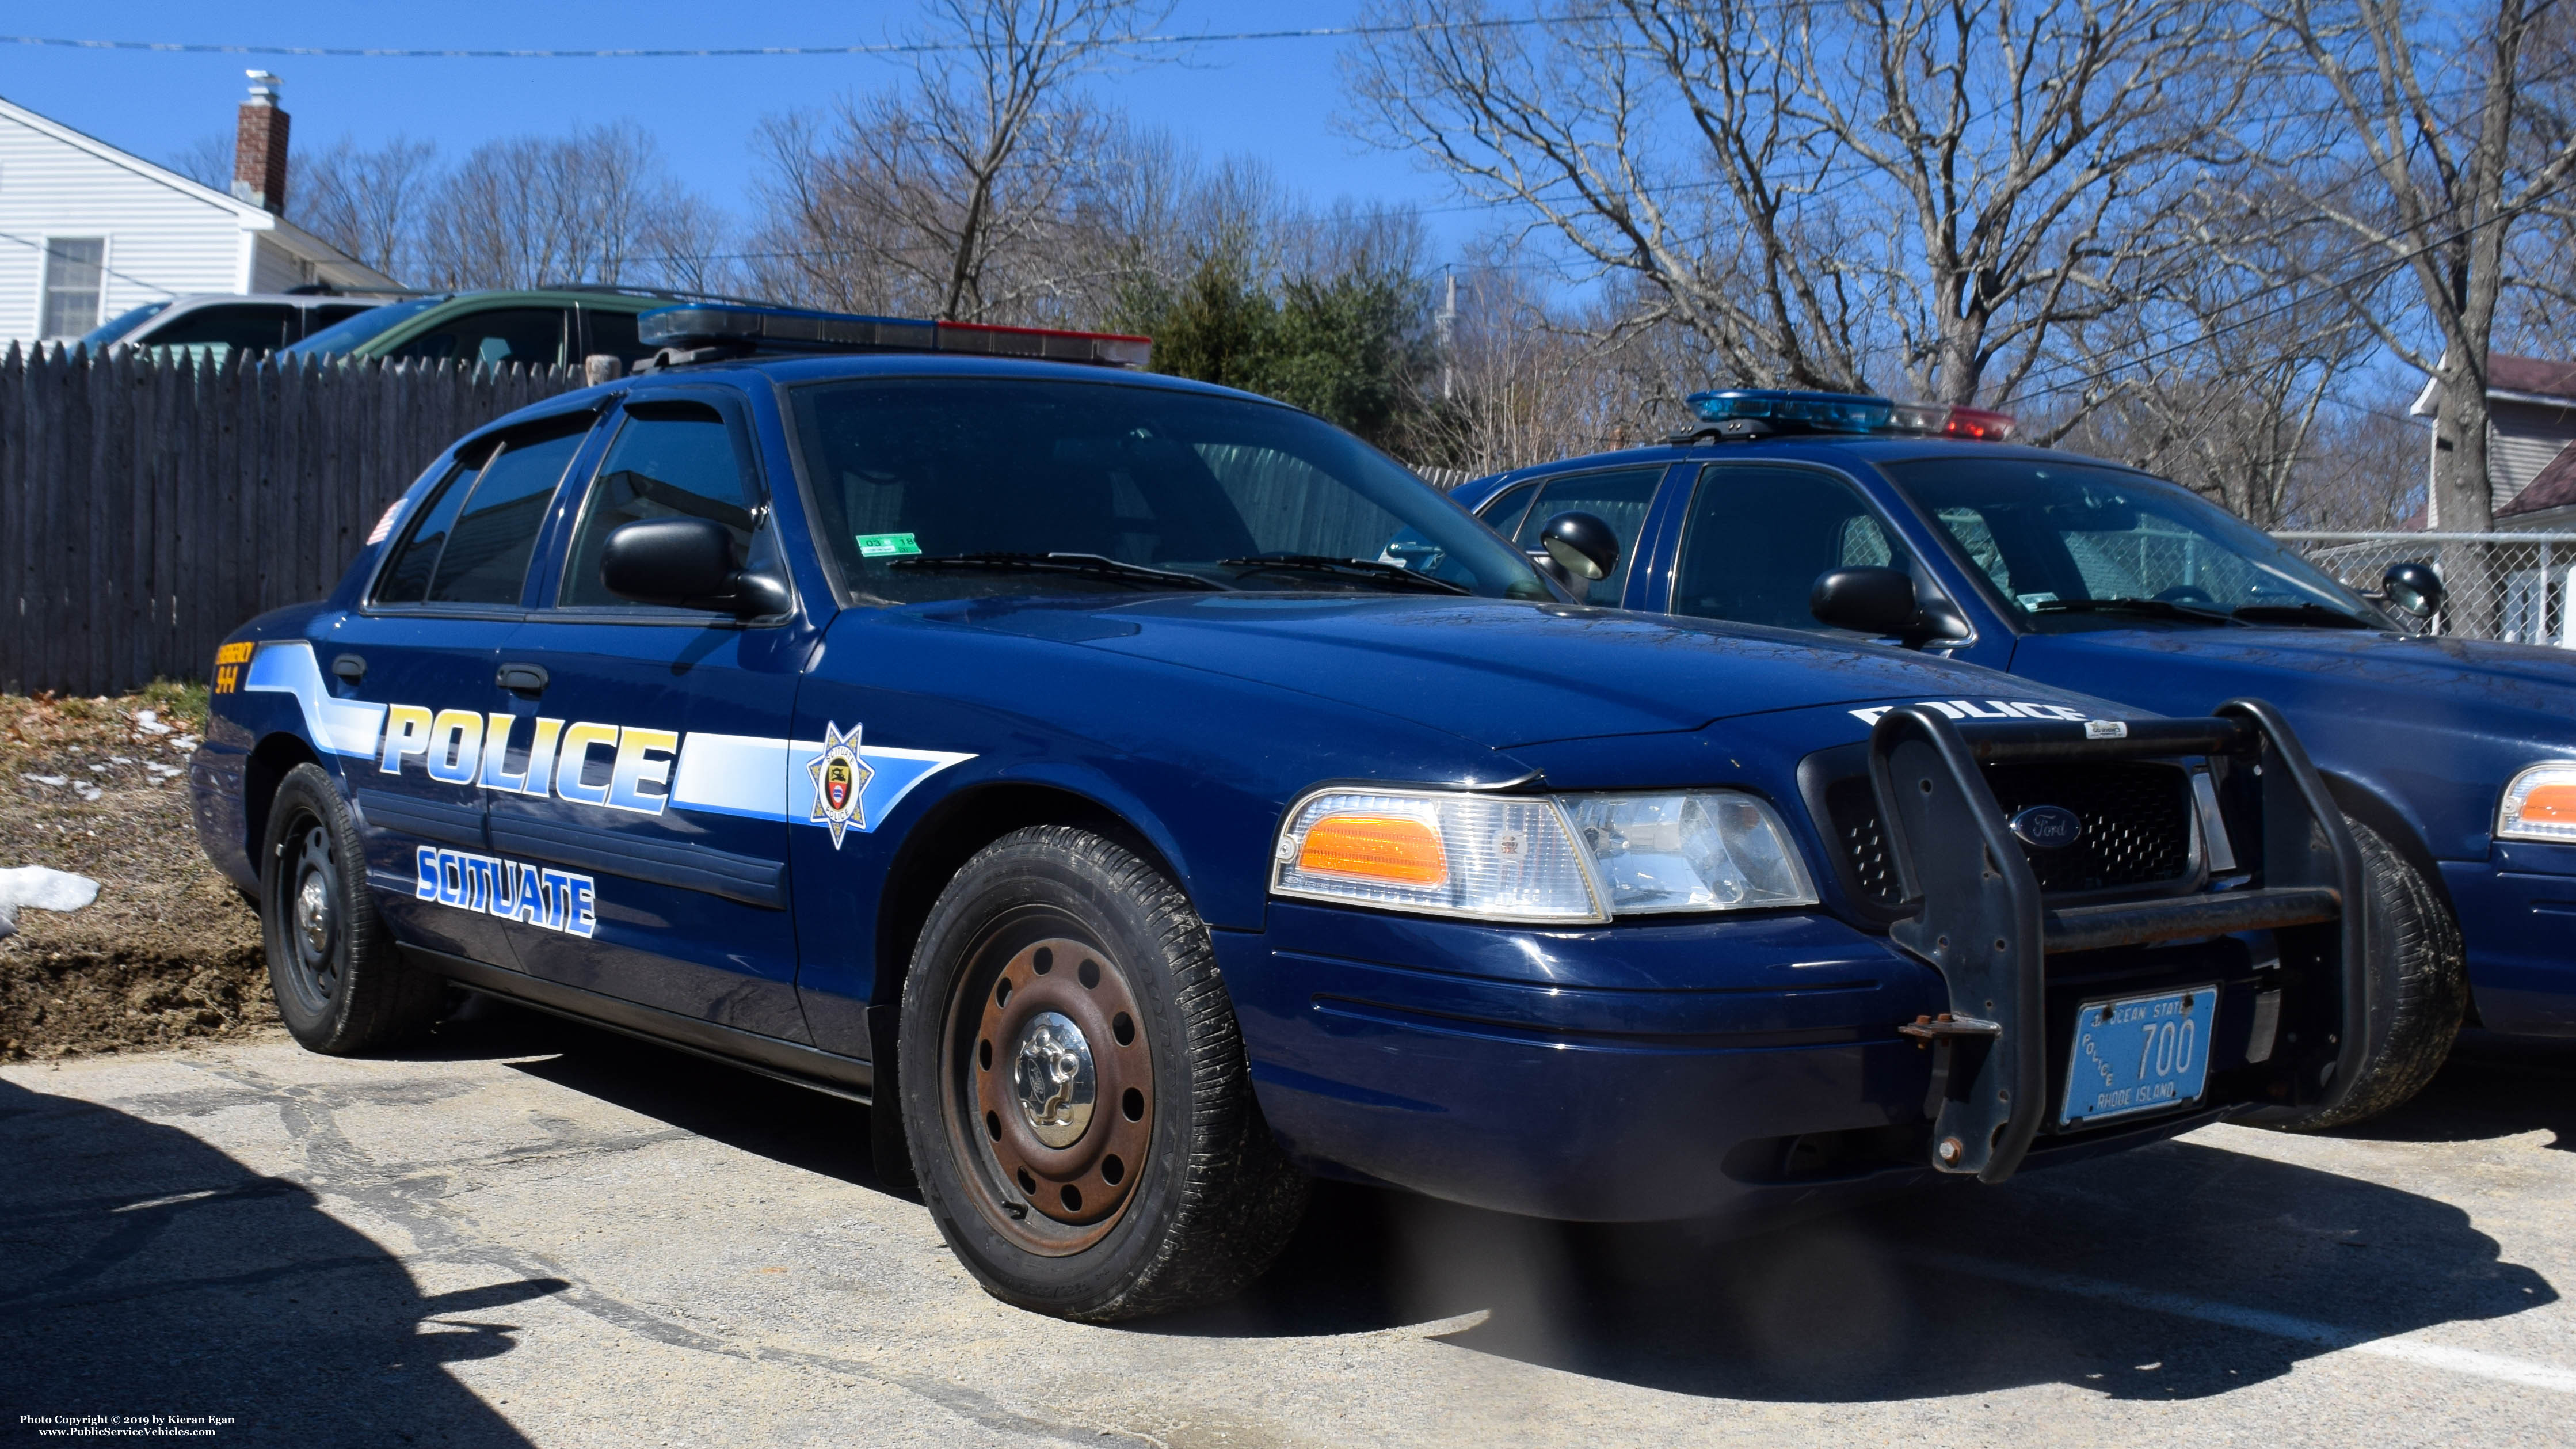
xmin=2155 ymin=584 xmax=2218 ymax=606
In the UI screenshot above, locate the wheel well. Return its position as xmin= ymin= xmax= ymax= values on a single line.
xmin=242 ymin=733 xmax=320 ymax=865
xmin=871 ymin=783 xmax=1182 ymax=1009
xmin=2322 ymin=771 xmax=2479 ymax=1024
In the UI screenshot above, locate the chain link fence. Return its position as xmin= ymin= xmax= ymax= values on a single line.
xmin=2270 ymin=531 xmax=2576 ymax=647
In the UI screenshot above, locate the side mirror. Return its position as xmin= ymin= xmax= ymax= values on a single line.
xmin=2381 ymin=560 xmax=2445 ymax=619
xmin=1811 ymin=566 xmax=1926 ymax=639
xmin=600 ymin=517 xmax=789 ymax=617
xmin=1537 ymin=511 xmax=1621 ymax=583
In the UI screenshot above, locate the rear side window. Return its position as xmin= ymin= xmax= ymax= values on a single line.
xmin=559 ymin=400 xmax=760 ymax=607
xmin=581 ymin=307 xmax=656 ymax=364
xmin=139 ymin=303 xmax=298 ymax=353
xmin=372 ymin=417 xmax=592 ymax=606
xmin=390 ymin=307 xmax=570 ymax=367
xmin=1508 ymin=467 xmax=1663 ymax=605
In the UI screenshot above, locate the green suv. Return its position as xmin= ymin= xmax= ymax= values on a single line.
xmin=279 ymin=287 xmax=683 ymax=369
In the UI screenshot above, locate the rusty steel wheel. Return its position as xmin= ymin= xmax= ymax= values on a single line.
xmin=949 ymin=935 xmax=1156 ymax=1254
xmin=901 ymin=826 xmax=1309 ymax=1321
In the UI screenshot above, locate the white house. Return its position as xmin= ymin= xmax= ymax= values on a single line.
xmin=0 ymin=77 xmax=396 ymax=348
xmin=2408 ymin=355 xmax=2576 ymax=527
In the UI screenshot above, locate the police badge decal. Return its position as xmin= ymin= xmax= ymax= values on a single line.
xmin=807 ymin=722 xmax=875 ymax=848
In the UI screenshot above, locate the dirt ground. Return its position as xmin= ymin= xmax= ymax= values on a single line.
xmin=0 ymin=685 xmax=275 ymax=1061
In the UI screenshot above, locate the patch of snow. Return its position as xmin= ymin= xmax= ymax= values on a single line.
xmin=0 ymin=866 xmax=100 ymax=939
xmin=135 ymin=710 xmax=173 ymax=736
xmin=21 ymin=774 xmax=67 ymax=787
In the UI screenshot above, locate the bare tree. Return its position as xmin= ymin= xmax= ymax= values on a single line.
xmin=752 ymin=0 xmax=1169 ymax=322
xmin=1348 ymin=0 xmax=2251 ymax=410
xmin=165 ymin=134 xmax=236 ymax=191
xmin=292 ymin=136 xmax=439 ymax=281
xmin=416 ymin=124 xmax=723 ymax=292
xmin=2257 ymin=0 xmax=2576 ymax=534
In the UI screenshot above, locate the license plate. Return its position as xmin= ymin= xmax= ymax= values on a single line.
xmin=2060 ymin=985 xmax=2217 ymax=1125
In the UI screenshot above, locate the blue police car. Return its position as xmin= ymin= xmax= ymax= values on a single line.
xmin=1462 ymin=387 xmax=2576 ymax=1126
xmin=193 ymin=313 xmax=2368 ymax=1321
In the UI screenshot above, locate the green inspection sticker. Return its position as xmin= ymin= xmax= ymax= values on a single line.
xmin=856 ymin=533 xmax=923 ymax=557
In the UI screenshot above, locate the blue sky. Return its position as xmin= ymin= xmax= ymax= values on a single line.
xmin=0 ymin=2 xmax=1496 ymax=254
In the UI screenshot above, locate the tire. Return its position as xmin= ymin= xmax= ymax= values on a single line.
xmin=258 ymin=763 xmax=444 ymax=1054
xmin=2267 ymin=816 xmax=2467 ymax=1131
xmin=899 ymin=825 xmax=1308 ymax=1321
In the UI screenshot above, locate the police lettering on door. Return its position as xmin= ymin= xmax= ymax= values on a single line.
xmin=378 ymin=705 xmax=681 ymax=815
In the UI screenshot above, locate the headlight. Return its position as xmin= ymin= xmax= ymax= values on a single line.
xmin=2498 ymin=762 xmax=2576 ymax=843
xmin=1272 ymin=787 xmax=1817 ymax=923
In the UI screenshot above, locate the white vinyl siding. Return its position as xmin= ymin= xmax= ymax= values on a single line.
xmin=248 ymin=236 xmax=317 ymax=294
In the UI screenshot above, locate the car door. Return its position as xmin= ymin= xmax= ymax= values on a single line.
xmin=486 ymin=388 xmax=817 ymax=1043
xmin=1479 ymin=466 xmax=1667 ymax=606
xmin=1657 ymin=461 xmax=2009 ymax=668
xmin=337 ymin=411 xmax=600 ymax=965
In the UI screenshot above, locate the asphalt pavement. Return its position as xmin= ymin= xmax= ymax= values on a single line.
xmin=4 ymin=1005 xmax=2570 ymax=1447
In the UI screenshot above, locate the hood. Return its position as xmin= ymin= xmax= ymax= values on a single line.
xmin=2025 ymin=626 xmax=2576 ymax=724
xmin=928 ymin=594 xmax=2112 ymax=750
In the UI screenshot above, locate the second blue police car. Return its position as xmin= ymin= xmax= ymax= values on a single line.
xmin=1464 ymin=387 xmax=2576 ymax=1128
xmin=194 ymin=310 xmax=2370 ymax=1321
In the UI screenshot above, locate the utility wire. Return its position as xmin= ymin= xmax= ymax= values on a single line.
xmin=0 ymin=17 xmax=1590 ymax=61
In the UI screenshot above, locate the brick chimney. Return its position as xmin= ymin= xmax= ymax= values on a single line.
xmin=230 ymin=70 xmax=289 ymax=214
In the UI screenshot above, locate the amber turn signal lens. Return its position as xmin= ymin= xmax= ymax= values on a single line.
xmin=1296 ymin=812 xmax=1450 ymax=887
xmin=2522 ymin=783 xmax=2576 ymax=826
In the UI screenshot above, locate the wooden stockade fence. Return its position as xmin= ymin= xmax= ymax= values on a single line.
xmin=1 ymin=345 xmax=584 ymax=697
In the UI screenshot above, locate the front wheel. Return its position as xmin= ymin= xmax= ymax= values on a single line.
xmin=899 ymin=826 xmax=1307 ymax=1321
xmin=2266 ymin=816 xmax=2467 ymax=1131
xmin=259 ymin=763 xmax=443 ymax=1054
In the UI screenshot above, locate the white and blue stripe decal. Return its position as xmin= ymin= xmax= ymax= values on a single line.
xmin=242 ymin=640 xmax=971 ymax=834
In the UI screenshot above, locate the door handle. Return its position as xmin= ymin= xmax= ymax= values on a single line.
xmin=496 ymin=663 xmax=550 ymax=697
xmin=331 ymin=653 xmax=366 ymax=686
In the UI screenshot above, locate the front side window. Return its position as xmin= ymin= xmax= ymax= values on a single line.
xmin=82 ymin=301 xmax=167 ymax=348
xmin=560 ymin=400 xmax=763 ymax=607
xmin=372 ymin=417 xmax=591 ymax=607
xmin=41 ymin=238 xmax=105 ymax=339
xmin=1507 ymin=466 xmax=1663 ymax=605
xmin=1473 ymin=480 xmax=1542 ymax=538
xmin=1674 ymin=464 xmax=1911 ymax=632
xmin=790 ymin=378 xmax=1549 ymax=603
xmin=581 ymin=307 xmax=656 ymax=364
xmin=390 ymin=307 xmax=570 ymax=367
xmin=1885 ymin=457 xmax=2389 ymax=630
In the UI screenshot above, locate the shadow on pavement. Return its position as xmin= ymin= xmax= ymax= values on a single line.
xmin=1155 ymin=1064 xmax=2560 ymax=1402
xmin=2334 ymin=1029 xmax=2576 ymax=1151
xmin=296 ymin=996 xmax=2562 ymax=1408
xmin=0 ymin=1074 xmax=545 ymax=1446
xmin=391 ymin=996 xmax=893 ymax=1196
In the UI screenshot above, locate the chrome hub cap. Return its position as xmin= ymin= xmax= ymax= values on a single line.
xmin=295 ymin=872 xmax=332 ymax=956
xmin=1012 ymin=1011 xmax=1096 ymax=1147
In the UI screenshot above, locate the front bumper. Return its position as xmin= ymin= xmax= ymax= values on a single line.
xmin=1221 ymin=903 xmax=2277 ymax=1222
xmin=2445 ymin=839 xmax=2576 ymax=1037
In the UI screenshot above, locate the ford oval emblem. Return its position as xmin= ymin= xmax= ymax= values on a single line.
xmin=2009 ymin=804 xmax=2083 ymax=850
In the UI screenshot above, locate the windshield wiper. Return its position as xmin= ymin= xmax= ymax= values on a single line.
xmin=2230 ymin=602 xmax=2377 ymax=629
xmin=886 ymin=551 xmax=1226 ymax=591
xmin=1213 ymin=553 xmax=1472 ymax=595
xmin=2029 ymin=596 xmax=2247 ymax=626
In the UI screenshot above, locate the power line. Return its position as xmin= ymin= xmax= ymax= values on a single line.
xmin=0 ymin=17 xmax=1586 ymax=62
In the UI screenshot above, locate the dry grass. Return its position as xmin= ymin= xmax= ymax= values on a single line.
xmin=1 ymin=683 xmax=276 ymax=1059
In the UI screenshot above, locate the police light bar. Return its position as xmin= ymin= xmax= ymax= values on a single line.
xmin=1686 ymin=387 xmax=2016 ymax=442
xmin=1689 ymin=387 xmax=1893 ymax=432
xmin=636 ymin=303 xmax=1153 ymax=368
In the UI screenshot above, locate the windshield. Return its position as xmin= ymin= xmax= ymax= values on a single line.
xmin=80 ymin=301 xmax=168 ymax=347
xmin=280 ymin=294 xmax=448 ymax=355
xmin=791 ymin=376 xmax=1550 ymax=603
xmin=1884 ymin=457 xmax=2391 ymax=630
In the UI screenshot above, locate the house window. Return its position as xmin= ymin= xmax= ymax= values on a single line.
xmin=41 ymin=238 xmax=106 ymax=339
